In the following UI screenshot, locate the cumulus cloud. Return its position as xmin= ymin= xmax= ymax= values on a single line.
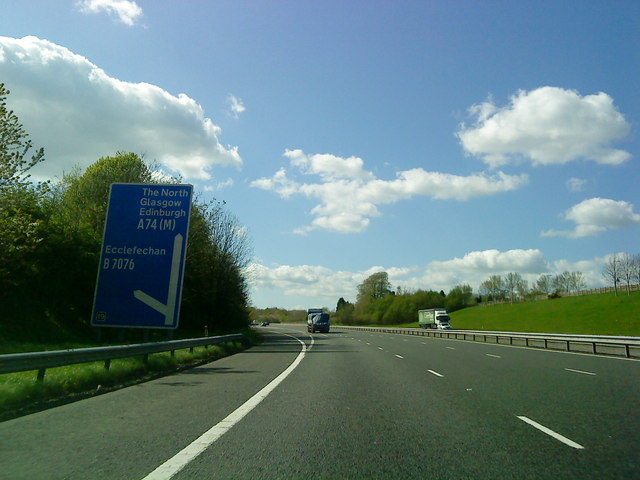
xmin=227 ymin=94 xmax=245 ymax=119
xmin=541 ymin=198 xmax=640 ymax=238
xmin=247 ymin=263 xmax=360 ymax=301
xmin=251 ymin=149 xmax=527 ymax=234
xmin=457 ymin=87 xmax=632 ymax=168
xmin=76 ymin=0 xmax=143 ymax=26
xmin=0 ymin=36 xmax=241 ymax=180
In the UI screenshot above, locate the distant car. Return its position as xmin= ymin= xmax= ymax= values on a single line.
xmin=260 ymin=321 xmax=269 ymax=326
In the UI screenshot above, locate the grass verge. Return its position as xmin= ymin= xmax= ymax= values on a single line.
xmin=339 ymin=292 xmax=640 ymax=336
xmin=0 ymin=330 xmax=262 ymax=422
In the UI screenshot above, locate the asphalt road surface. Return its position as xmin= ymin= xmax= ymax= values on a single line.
xmin=1 ymin=324 xmax=638 ymax=479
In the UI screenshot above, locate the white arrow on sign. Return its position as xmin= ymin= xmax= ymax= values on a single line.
xmin=134 ymin=233 xmax=183 ymax=326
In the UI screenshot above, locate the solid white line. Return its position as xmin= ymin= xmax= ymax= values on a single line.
xmin=517 ymin=416 xmax=584 ymax=449
xmin=565 ymin=368 xmax=596 ymax=376
xmin=395 ymin=354 xmax=404 ymax=359
xmin=427 ymin=369 xmax=443 ymax=377
xmin=141 ymin=334 xmax=312 ymax=480
xmin=485 ymin=353 xmax=501 ymax=358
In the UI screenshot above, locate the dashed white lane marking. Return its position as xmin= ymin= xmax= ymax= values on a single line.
xmin=141 ymin=333 xmax=312 ymax=480
xmin=427 ymin=369 xmax=443 ymax=377
xmin=517 ymin=416 xmax=584 ymax=450
xmin=445 ymin=346 xmax=455 ymax=350
xmin=485 ymin=353 xmax=501 ymax=358
xmin=365 ymin=342 xmax=371 ymax=345
xmin=565 ymin=368 xmax=596 ymax=376
xmin=395 ymin=354 xmax=404 ymax=359
xmin=378 ymin=347 xmax=384 ymax=350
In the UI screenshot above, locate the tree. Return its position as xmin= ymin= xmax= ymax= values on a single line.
xmin=568 ymin=271 xmax=586 ymax=292
xmin=535 ymin=274 xmax=554 ymax=295
xmin=633 ymin=255 xmax=640 ymax=289
xmin=57 ymin=152 xmax=159 ymax=237
xmin=0 ymin=83 xmax=47 ymax=298
xmin=619 ymin=253 xmax=636 ymax=296
xmin=479 ymin=275 xmax=505 ymax=301
xmin=505 ymin=272 xmax=524 ymax=303
xmin=516 ymin=278 xmax=530 ymax=300
xmin=445 ymin=284 xmax=473 ymax=312
xmin=336 ymin=297 xmax=350 ymax=312
xmin=0 ymin=83 xmax=45 ymax=190
xmin=356 ymin=272 xmax=392 ymax=303
xmin=602 ymin=254 xmax=621 ymax=296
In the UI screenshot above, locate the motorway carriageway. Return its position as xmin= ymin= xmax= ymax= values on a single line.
xmin=0 ymin=324 xmax=638 ymax=479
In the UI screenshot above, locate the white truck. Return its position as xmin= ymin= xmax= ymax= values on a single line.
xmin=418 ymin=308 xmax=452 ymax=329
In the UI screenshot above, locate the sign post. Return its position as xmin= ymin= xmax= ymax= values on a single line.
xmin=91 ymin=183 xmax=193 ymax=330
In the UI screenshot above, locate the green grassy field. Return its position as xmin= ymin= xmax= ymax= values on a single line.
xmin=393 ymin=292 xmax=640 ymax=335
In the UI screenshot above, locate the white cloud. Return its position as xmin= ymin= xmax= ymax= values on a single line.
xmin=541 ymin=197 xmax=640 ymax=238
xmin=457 ymin=87 xmax=632 ymax=168
xmin=247 ymin=248 xmax=617 ymax=309
xmin=203 ymin=178 xmax=234 ymax=192
xmin=284 ymin=149 xmax=374 ymax=181
xmin=76 ymin=0 xmax=143 ymax=26
xmin=227 ymin=94 xmax=245 ymax=119
xmin=0 ymin=36 xmax=241 ymax=181
xmin=566 ymin=177 xmax=587 ymax=192
xmin=251 ymin=149 xmax=527 ymax=234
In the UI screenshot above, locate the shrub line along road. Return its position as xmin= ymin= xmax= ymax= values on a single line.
xmin=1 ymin=324 xmax=638 ymax=479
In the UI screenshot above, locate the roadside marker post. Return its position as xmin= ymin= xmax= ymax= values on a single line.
xmin=91 ymin=183 xmax=193 ymax=330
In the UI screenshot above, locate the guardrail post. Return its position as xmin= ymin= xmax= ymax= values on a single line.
xmin=104 ymin=359 xmax=111 ymax=371
xmin=37 ymin=368 xmax=46 ymax=382
xmin=626 ymin=344 xmax=630 ymax=358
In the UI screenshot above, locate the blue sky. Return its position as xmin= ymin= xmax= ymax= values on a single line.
xmin=2 ymin=0 xmax=639 ymax=310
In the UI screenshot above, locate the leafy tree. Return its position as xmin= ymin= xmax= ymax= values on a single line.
xmin=0 ymin=84 xmax=49 ymax=303
xmin=445 ymin=284 xmax=474 ymax=312
xmin=334 ymin=297 xmax=355 ymax=324
xmin=57 ymin=153 xmax=159 ymax=237
xmin=356 ymin=272 xmax=392 ymax=303
xmin=180 ymin=198 xmax=251 ymax=331
xmin=0 ymin=83 xmax=45 ymax=190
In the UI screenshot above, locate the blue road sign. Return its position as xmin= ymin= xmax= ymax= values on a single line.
xmin=91 ymin=183 xmax=193 ymax=329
